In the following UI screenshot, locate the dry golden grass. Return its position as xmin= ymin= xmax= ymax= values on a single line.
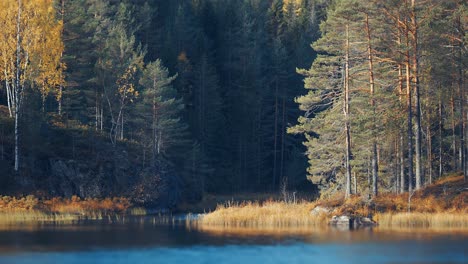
xmin=198 ymin=201 xmax=327 ymax=227
xmin=194 ymin=225 xmax=319 ymax=237
xmin=177 ymin=193 xmax=288 ymax=213
xmin=0 ymin=211 xmax=81 ymax=224
xmin=198 ymin=175 xmax=467 ymax=229
xmin=0 ymin=195 xmax=131 ymax=214
xmin=0 ymin=195 xmax=134 ymax=224
xmin=375 ymin=212 xmax=468 ymax=229
xmin=42 ymin=196 xmax=131 ymax=214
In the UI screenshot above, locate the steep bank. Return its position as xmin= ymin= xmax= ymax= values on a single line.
xmin=0 ymin=106 xmax=181 ymax=209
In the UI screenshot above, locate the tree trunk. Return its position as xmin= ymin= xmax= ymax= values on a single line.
xmin=280 ymin=97 xmax=286 ymax=182
xmin=398 ymin=27 xmax=405 ymax=193
xmin=451 ymin=94 xmax=457 ymax=170
xmin=273 ymin=77 xmax=279 ymax=189
xmin=439 ymin=98 xmax=443 ymax=178
xmin=395 ymin=139 xmax=400 ymax=193
xmin=14 ymin=108 xmax=20 ymax=172
xmin=353 ymin=171 xmax=357 ymax=195
xmin=100 ymin=104 xmax=103 ymax=131
xmin=406 ymin=62 xmax=413 ymax=193
xmin=120 ymin=111 xmax=124 ymax=140
xmin=411 ymin=0 xmax=422 ymax=190
xmin=367 ymin=157 xmax=371 ymax=188
xmin=365 ymin=13 xmax=378 ymax=196
xmin=14 ymin=0 xmax=22 ymax=172
xmin=4 ymin=75 xmax=13 ymax=117
xmin=157 ymin=130 xmax=161 ymax=155
xmin=427 ymin=124 xmax=432 ymax=184
xmin=456 ymin=13 xmax=466 ymax=181
xmin=344 ymin=24 xmax=352 ymax=199
xmin=152 ymin=77 xmax=157 ymax=166
xmin=405 ymin=14 xmax=413 ymax=193
xmin=395 ymin=142 xmax=400 ymax=193
xmin=400 ymin=133 xmax=405 ymax=193
xmin=95 ymin=87 xmax=99 ymax=131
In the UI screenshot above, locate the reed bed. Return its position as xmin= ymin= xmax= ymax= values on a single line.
xmin=198 ymin=173 xmax=467 ymax=229
xmin=194 ymin=225 xmax=318 ymax=237
xmin=0 ymin=195 xmax=136 ymax=224
xmin=375 ymin=212 xmax=468 ymax=229
xmin=0 ymin=211 xmax=81 ymax=224
xmin=198 ymin=201 xmax=327 ymax=227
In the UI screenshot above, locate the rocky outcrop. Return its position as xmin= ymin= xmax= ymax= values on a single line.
xmin=49 ymin=159 xmax=105 ymax=198
xmin=46 ymin=157 xmax=181 ymax=209
xmin=0 ymin=145 xmax=181 ymax=210
xmin=329 ymin=215 xmax=376 ymax=229
xmin=310 ymin=206 xmax=331 ymax=215
xmin=0 ymin=114 xmax=186 ymax=210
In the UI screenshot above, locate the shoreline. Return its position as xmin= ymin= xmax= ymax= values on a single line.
xmin=0 ymin=195 xmax=144 ymax=224
xmin=1 ymin=175 xmax=466 ymax=230
xmin=194 ymin=201 xmax=468 ymax=230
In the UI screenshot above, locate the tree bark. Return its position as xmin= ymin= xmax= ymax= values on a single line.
xmin=280 ymin=97 xmax=286 ymax=183
xmin=400 ymin=132 xmax=405 ymax=193
xmin=411 ymin=0 xmax=423 ymax=190
xmin=451 ymin=94 xmax=457 ymax=170
xmin=273 ymin=77 xmax=279 ymax=189
xmin=95 ymin=89 xmax=99 ymax=131
xmin=365 ymin=13 xmax=378 ymax=196
xmin=353 ymin=171 xmax=357 ymax=195
xmin=4 ymin=72 xmax=13 ymax=117
xmin=14 ymin=0 xmax=22 ymax=172
xmin=344 ymin=24 xmax=352 ymax=198
xmin=439 ymin=99 xmax=443 ymax=178
xmin=152 ymin=77 xmax=157 ymax=166
xmin=427 ymin=124 xmax=432 ymax=184
xmin=455 ymin=13 xmax=466 ymax=181
xmin=406 ymin=61 xmax=413 ymax=193
xmin=396 ymin=140 xmax=400 ymax=193
xmin=398 ymin=25 xmax=405 ymax=193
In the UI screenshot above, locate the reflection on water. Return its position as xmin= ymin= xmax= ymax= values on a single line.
xmin=0 ymin=216 xmax=466 ymax=264
xmin=195 ymin=224 xmax=468 ymax=241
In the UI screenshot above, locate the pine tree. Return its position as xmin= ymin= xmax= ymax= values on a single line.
xmin=290 ymin=0 xmax=379 ymax=198
xmin=137 ymin=59 xmax=189 ymax=161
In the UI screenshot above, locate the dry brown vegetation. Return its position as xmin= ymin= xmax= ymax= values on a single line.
xmin=198 ymin=200 xmax=327 ymax=227
xmin=0 ymin=195 xmax=133 ymax=223
xmin=374 ymin=212 xmax=468 ymax=229
xmin=198 ymin=175 xmax=467 ymax=229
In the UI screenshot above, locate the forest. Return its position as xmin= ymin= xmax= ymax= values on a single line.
xmin=0 ymin=0 xmax=466 ymax=207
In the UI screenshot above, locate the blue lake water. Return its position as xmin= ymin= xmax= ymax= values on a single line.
xmin=0 ymin=217 xmax=466 ymax=264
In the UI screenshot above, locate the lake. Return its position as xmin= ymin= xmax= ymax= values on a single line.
xmin=0 ymin=216 xmax=466 ymax=264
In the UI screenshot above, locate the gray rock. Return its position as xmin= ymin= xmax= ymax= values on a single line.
xmin=330 ymin=215 xmax=352 ymax=226
xmin=310 ymin=206 xmax=331 ymax=215
xmin=329 ymin=215 xmax=376 ymax=229
xmin=47 ymin=156 xmax=181 ymax=209
xmin=353 ymin=217 xmax=376 ymax=227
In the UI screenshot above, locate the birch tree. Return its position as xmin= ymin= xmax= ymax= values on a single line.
xmin=0 ymin=0 xmax=63 ymax=171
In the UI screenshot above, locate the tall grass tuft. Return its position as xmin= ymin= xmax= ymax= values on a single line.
xmin=198 ymin=201 xmax=327 ymax=227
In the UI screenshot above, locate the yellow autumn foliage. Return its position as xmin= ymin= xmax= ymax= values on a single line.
xmin=0 ymin=0 xmax=64 ymax=103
